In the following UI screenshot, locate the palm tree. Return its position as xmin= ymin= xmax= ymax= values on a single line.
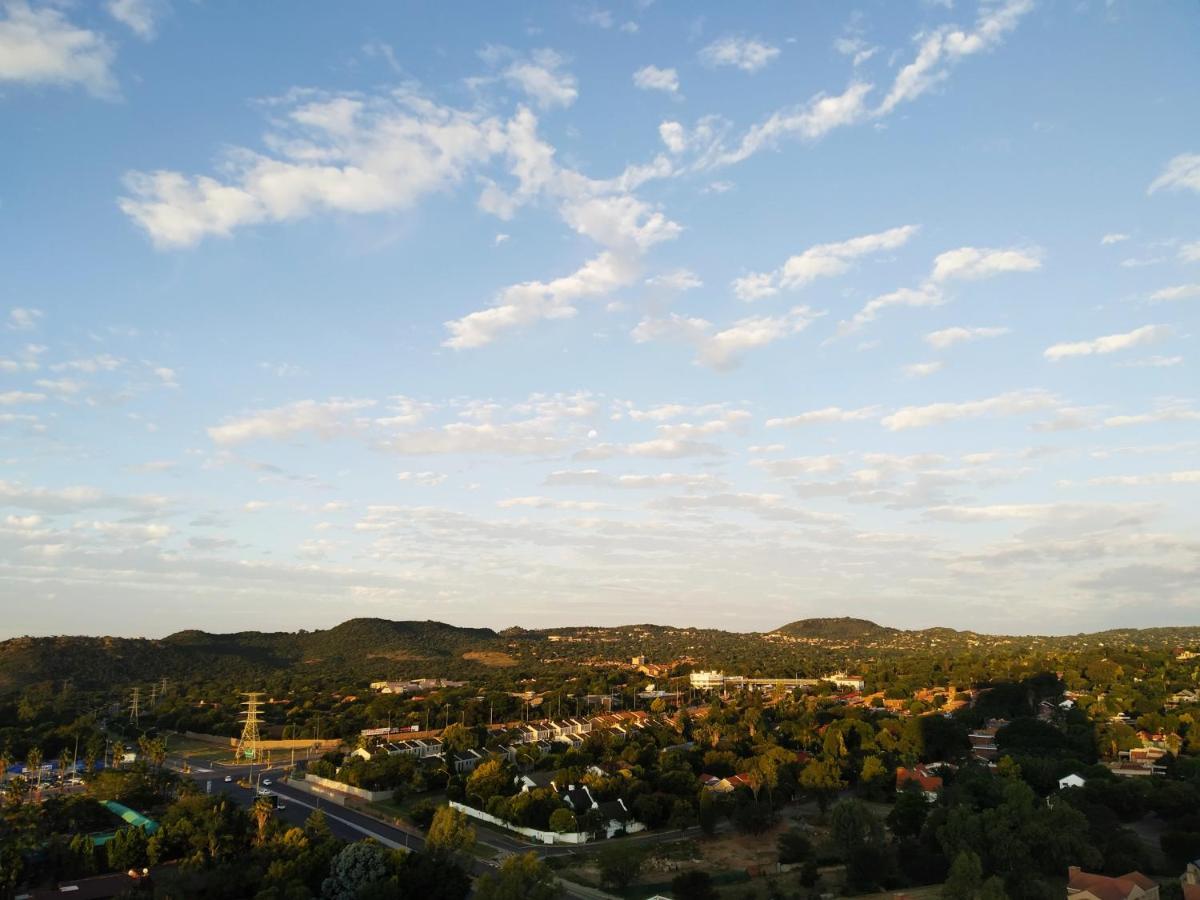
xmin=26 ymin=747 xmax=42 ymax=792
xmin=251 ymin=796 xmax=274 ymax=845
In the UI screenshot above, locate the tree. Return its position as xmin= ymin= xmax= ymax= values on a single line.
xmin=887 ymin=790 xmax=930 ymax=838
xmin=597 ymin=843 xmax=645 ymax=891
xmin=671 ymin=870 xmax=719 ymax=900
xmin=777 ymin=829 xmax=811 ymax=864
xmin=829 ymin=800 xmax=883 ymax=858
xmin=26 ymin=746 xmax=42 ymax=791
xmin=441 ymin=724 xmax=476 ymax=755
xmin=252 ymin=795 xmax=274 ymax=845
xmin=466 ymin=759 xmax=510 ymax=807
xmin=799 ymin=758 xmax=845 ymax=813
xmin=106 ymin=825 xmax=148 ymax=871
xmin=549 ymin=808 xmax=577 ymax=834
xmin=942 ymin=850 xmax=982 ymax=900
xmin=322 ymin=841 xmax=389 ymax=900
xmin=474 ymin=852 xmax=559 ymax=900
xmin=426 ymin=805 xmax=476 ymax=855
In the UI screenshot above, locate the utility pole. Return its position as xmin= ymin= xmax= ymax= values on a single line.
xmin=127 ymin=687 xmax=141 ymax=728
xmin=235 ymin=692 xmax=265 ymax=763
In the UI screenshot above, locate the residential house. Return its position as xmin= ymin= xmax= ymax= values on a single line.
xmin=514 ymin=771 xmax=557 ymax=793
xmin=1059 ymin=773 xmax=1086 ymax=790
xmin=968 ymin=719 xmax=1007 ymax=762
xmin=896 ymin=764 xmax=943 ymax=801
xmin=1181 ymin=860 xmax=1200 ymax=900
xmin=451 ymin=749 xmax=484 ymax=774
xmin=1168 ymin=689 xmax=1199 ymax=708
xmin=1067 ymin=866 xmax=1159 ymax=899
xmin=699 ymin=773 xmax=752 ymax=793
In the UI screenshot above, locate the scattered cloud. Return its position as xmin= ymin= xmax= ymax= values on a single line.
xmin=0 ymin=1 xmax=117 ymax=97
xmin=924 ymin=325 xmax=1010 ymax=349
xmin=903 ymin=361 xmax=944 ymax=377
xmin=632 ymin=305 xmax=818 ymax=370
xmin=1044 ymin=324 xmax=1170 ymax=361
xmin=1148 ymin=153 xmax=1200 ymax=195
xmin=1148 ymin=283 xmax=1200 ymax=303
xmin=1100 ymin=233 xmax=1130 ymax=245
xmin=207 ymin=398 xmax=376 ymax=445
xmin=633 ymin=65 xmax=680 ymax=95
xmin=6 ymin=307 xmax=42 ymax=331
xmin=882 ymin=389 xmax=1058 ymax=431
xmin=699 ymin=36 xmax=780 ymax=73
xmin=106 ymin=0 xmax=166 ymax=40
xmin=766 ymin=406 xmax=879 ymax=428
xmin=930 ymin=246 xmax=1041 ymax=282
xmin=733 ymin=224 xmax=919 ymax=301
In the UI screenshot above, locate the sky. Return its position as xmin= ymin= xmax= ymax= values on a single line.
xmin=1 ymin=0 xmax=1198 ymax=639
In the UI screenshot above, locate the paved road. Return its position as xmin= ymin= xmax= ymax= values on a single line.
xmin=169 ymin=758 xmax=620 ymax=899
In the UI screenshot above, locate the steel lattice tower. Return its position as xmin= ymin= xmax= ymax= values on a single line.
xmin=128 ymin=687 xmax=141 ymax=727
xmin=235 ymin=692 xmax=265 ymax=761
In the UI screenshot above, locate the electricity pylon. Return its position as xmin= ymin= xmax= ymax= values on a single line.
xmin=235 ymin=692 xmax=265 ymax=762
xmin=127 ymin=687 xmax=141 ymax=728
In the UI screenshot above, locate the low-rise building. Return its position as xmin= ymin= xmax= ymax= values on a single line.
xmin=1067 ymin=866 xmax=1159 ymax=900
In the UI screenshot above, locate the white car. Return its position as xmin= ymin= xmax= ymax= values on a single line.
xmin=224 ymin=775 xmax=232 ymax=783
xmin=262 ymin=778 xmax=272 ymax=786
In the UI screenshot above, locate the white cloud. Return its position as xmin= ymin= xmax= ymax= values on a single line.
xmin=1119 ymin=355 xmax=1182 ymax=369
xmin=1180 ymin=241 xmax=1200 ymax=264
xmin=1103 ymin=404 xmax=1200 ymax=428
xmin=501 ymin=49 xmax=578 ymax=109
xmin=903 ymin=361 xmax=944 ymax=377
xmin=544 ymin=469 xmax=724 ymax=490
xmin=839 ymin=284 xmax=943 ymax=334
xmin=632 ymin=305 xmax=818 ymax=371
xmin=1100 ymin=233 xmax=1129 ymax=245
xmin=1044 ymin=324 xmax=1170 ymax=361
xmin=6 ymin=307 xmax=42 ymax=331
xmin=1087 ymin=470 xmax=1200 ymax=487
xmin=497 ymin=496 xmax=613 ymax=511
xmin=766 ymin=406 xmax=879 ymax=428
xmin=930 ymin=246 xmax=1041 ymax=282
xmin=106 ymin=0 xmax=166 ymax=40
xmin=444 ymin=251 xmax=640 ymax=349
xmin=1148 ymin=283 xmax=1200 ymax=303
xmin=633 ymin=65 xmax=680 ymax=95
xmin=881 ymin=389 xmax=1058 ymax=431
xmin=396 ymin=471 xmax=448 ymax=487
xmin=924 ymin=325 xmax=1010 ymax=349
xmin=0 ymin=390 xmax=46 ymax=406
xmin=734 ymin=224 xmax=919 ymax=300
xmin=713 ymin=81 xmax=873 ymax=166
xmin=0 ymin=1 xmax=117 ymax=97
xmin=876 ymin=0 xmax=1033 ymax=116
xmin=1148 ymin=153 xmax=1200 ymax=195
xmin=208 ymin=398 xmax=376 ymax=445
xmin=834 ymin=36 xmax=878 ymax=67
xmin=699 ymin=36 xmax=780 ymax=73
xmin=645 ymin=269 xmax=702 ymax=292
xmin=751 ymin=455 xmax=842 ymax=476
xmin=575 ymin=438 xmax=725 ymax=460
xmin=120 ymin=90 xmax=512 ymax=248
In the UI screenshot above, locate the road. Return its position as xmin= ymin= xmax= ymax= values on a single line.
xmin=167 ymin=757 xmax=617 ymax=898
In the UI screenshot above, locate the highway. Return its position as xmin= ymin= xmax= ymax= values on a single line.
xmin=167 ymin=757 xmax=617 ymax=898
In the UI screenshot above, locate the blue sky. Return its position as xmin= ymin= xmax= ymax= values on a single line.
xmin=1 ymin=0 xmax=1198 ymax=638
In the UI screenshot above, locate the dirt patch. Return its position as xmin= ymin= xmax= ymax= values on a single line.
xmin=462 ymin=650 xmax=518 ymax=667
xmin=367 ymin=651 xmax=428 ymax=661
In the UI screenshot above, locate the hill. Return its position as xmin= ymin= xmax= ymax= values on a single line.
xmin=772 ymin=617 xmax=900 ymax=641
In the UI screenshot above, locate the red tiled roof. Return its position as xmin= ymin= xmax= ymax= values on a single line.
xmin=1067 ymin=867 xmax=1156 ymax=900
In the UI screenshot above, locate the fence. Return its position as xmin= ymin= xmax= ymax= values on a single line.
xmin=298 ymin=772 xmax=393 ymax=803
xmin=448 ymin=801 xmax=590 ymax=845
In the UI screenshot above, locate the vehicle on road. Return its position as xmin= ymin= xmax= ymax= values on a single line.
xmin=262 ymin=778 xmax=271 ymax=786
xmin=224 ymin=775 xmax=232 ymax=783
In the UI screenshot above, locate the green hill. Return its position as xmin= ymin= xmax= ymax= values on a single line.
xmin=772 ymin=617 xmax=899 ymax=641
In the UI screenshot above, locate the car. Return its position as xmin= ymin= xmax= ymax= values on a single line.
xmin=262 ymin=778 xmax=271 ymax=786
xmin=224 ymin=775 xmax=232 ymax=783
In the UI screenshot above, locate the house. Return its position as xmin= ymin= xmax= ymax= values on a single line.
xmin=559 ymin=783 xmax=596 ymax=814
xmin=1059 ymin=773 xmax=1086 ymax=790
xmin=1067 ymin=866 xmax=1159 ymax=899
xmin=451 ymin=749 xmax=484 ymax=774
xmin=514 ymin=771 xmax=557 ymax=793
xmin=968 ymin=719 xmax=1007 ymax=762
xmin=1181 ymin=860 xmax=1200 ymax=900
xmin=1168 ymin=689 xmax=1199 ymax=707
xmin=896 ymin=764 xmax=942 ymax=801
xmin=699 ymin=773 xmax=752 ymax=793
